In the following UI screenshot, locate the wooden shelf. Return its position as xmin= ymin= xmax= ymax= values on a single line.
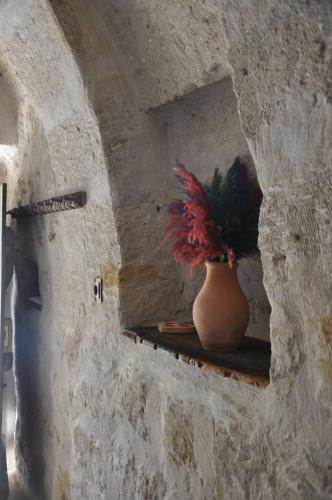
xmin=121 ymin=326 xmax=271 ymax=387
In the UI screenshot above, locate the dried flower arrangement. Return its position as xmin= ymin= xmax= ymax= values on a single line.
xmin=165 ymin=156 xmax=262 ymax=267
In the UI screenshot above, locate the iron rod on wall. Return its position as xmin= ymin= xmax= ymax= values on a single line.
xmin=7 ymin=192 xmax=86 ymax=218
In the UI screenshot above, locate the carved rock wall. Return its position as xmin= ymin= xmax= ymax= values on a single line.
xmin=0 ymin=0 xmax=330 ymax=499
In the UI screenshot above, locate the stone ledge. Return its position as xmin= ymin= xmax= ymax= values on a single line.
xmin=121 ymin=327 xmax=271 ymax=388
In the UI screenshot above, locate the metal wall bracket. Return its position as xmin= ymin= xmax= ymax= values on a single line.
xmin=7 ymin=191 xmax=86 ymax=218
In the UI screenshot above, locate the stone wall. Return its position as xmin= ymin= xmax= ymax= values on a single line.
xmin=0 ymin=1 xmax=121 ymax=497
xmin=0 ymin=0 xmax=331 ymax=499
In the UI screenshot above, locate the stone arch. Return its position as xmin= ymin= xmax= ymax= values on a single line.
xmin=49 ymin=0 xmax=270 ymax=340
xmin=0 ymin=1 xmax=121 ymax=496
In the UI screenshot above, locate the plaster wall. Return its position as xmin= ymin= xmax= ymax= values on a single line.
xmin=0 ymin=1 xmax=330 ymax=499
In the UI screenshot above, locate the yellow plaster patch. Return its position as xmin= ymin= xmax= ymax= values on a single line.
xmin=306 ymin=314 xmax=332 ymax=341
xmin=307 ymin=314 xmax=332 ymax=383
xmin=54 ymin=467 xmax=70 ymax=500
xmin=101 ymin=264 xmax=159 ymax=288
xmin=321 ymin=316 xmax=332 ymax=337
xmin=100 ymin=264 xmax=119 ymax=288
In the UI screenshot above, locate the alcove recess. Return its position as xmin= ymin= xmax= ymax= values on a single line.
xmin=120 ymin=77 xmax=271 ymax=386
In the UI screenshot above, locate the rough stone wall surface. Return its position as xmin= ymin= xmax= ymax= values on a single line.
xmin=0 ymin=0 xmax=331 ymax=499
xmin=89 ymin=0 xmax=230 ymax=111
xmin=0 ymin=1 xmax=121 ymax=497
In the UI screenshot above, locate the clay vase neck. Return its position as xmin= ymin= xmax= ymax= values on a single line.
xmin=193 ymin=262 xmax=249 ymax=351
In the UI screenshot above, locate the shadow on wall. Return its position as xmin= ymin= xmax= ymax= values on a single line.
xmin=13 ymin=217 xmax=46 ymax=499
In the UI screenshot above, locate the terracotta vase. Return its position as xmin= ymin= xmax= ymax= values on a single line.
xmin=193 ymin=262 xmax=249 ymax=351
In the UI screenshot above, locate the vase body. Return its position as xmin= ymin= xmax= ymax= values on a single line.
xmin=193 ymin=262 xmax=249 ymax=351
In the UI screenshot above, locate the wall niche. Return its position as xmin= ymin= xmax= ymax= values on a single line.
xmin=120 ymin=77 xmax=270 ymax=343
